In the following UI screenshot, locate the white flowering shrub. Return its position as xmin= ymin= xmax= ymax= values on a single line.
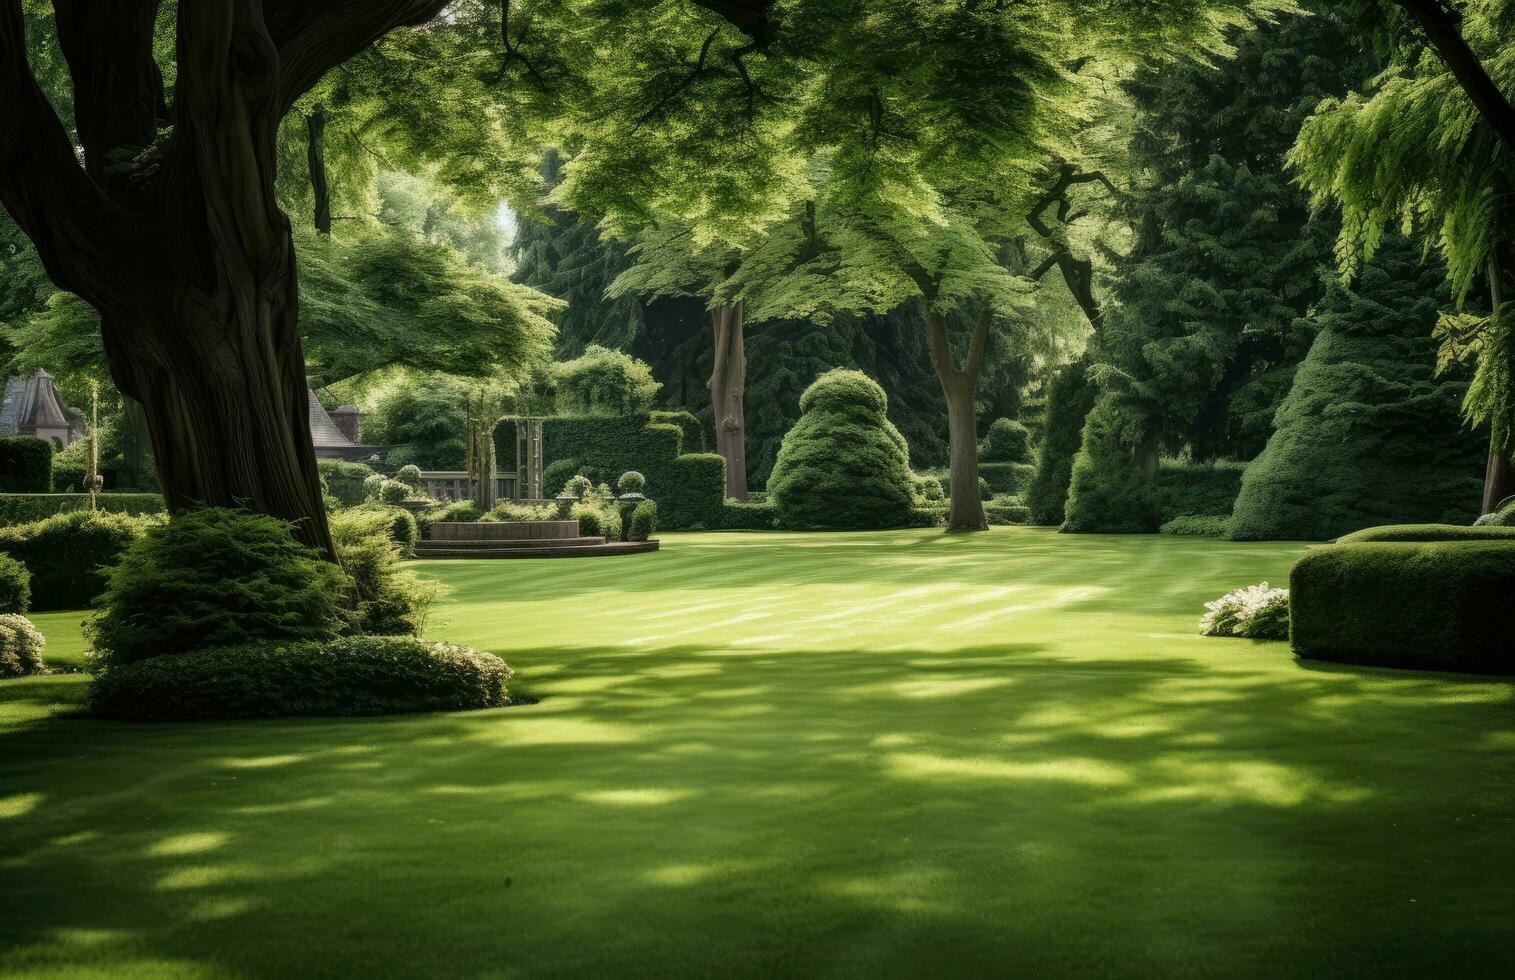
xmin=0 ymin=613 xmax=46 ymax=678
xmin=1200 ymin=582 xmax=1290 ymax=640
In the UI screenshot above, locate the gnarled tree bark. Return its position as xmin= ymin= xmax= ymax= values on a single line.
xmin=708 ymin=300 xmax=749 ymax=499
xmin=927 ymin=304 xmax=992 ymax=532
xmin=1485 ymin=246 xmax=1514 ymax=512
xmin=0 ymin=0 xmax=448 ymax=558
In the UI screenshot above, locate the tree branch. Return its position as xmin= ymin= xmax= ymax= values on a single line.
xmin=689 ymin=0 xmax=773 ymax=48
xmin=0 ymin=0 xmax=135 ymax=305
xmin=265 ymin=0 xmax=450 ymax=114
xmin=1396 ymin=0 xmax=1515 ymax=155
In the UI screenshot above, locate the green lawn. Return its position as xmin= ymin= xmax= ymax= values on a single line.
xmin=3 ymin=528 xmax=1513 ymax=977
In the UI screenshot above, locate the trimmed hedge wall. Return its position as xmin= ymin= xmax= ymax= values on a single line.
xmin=1337 ymin=524 xmax=1515 ymax=543
xmin=0 ymin=493 xmax=166 ymax=526
xmin=0 ymin=510 xmax=157 ymax=611
xmin=541 ymin=415 xmax=738 ymax=530
xmin=950 ymin=462 xmax=1036 ymax=498
xmin=0 ymin=437 xmax=53 ymax=492
xmin=1153 ymin=460 xmax=1246 ymax=521
xmin=318 ymin=459 xmax=376 ymax=507
xmin=1290 ymin=539 xmax=1515 ymax=673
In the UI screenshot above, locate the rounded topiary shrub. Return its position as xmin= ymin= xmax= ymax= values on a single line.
xmin=333 ymin=504 xmax=418 ymax=555
xmin=768 ymin=370 xmax=916 ymax=530
xmin=628 ymin=500 xmax=658 ymax=541
xmin=543 ymin=458 xmax=579 ymax=496
xmin=87 ymin=508 xmax=347 ymax=669
xmin=362 ymin=472 xmax=387 ymax=499
xmin=87 ymin=636 xmax=514 ymax=721
xmin=394 ymin=464 xmax=423 ymax=489
xmin=981 ymin=418 xmax=1032 ymax=463
xmin=0 ymin=614 xmax=46 ymax=678
xmin=617 ymin=470 xmax=647 ymax=494
xmin=0 ymin=510 xmax=156 ymax=611
xmin=0 ymin=554 xmax=30 ymax=614
xmin=377 ymin=479 xmax=412 ymax=505
xmin=1062 ymin=393 xmax=1159 ymax=533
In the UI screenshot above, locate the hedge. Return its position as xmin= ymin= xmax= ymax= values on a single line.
xmin=541 ymin=415 xmax=742 ymax=530
xmin=945 ymin=462 xmax=1036 ymax=498
xmin=985 ymin=500 xmax=1032 ymax=525
xmin=0 ymin=437 xmax=53 ymax=492
xmin=1152 ymin=460 xmax=1246 ymax=522
xmin=0 ymin=553 xmax=30 ymax=613
xmin=318 ymin=459 xmax=376 ymax=507
xmin=1336 ymin=524 xmax=1515 ymax=544
xmin=0 ymin=510 xmax=157 ymax=611
xmin=1290 ymin=539 xmax=1515 ymax=673
xmin=0 ymin=492 xmax=166 ymax=526
xmin=88 ymin=636 xmax=514 ymax=721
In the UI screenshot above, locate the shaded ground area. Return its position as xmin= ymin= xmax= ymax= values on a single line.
xmin=2 ymin=529 xmax=1513 ymax=977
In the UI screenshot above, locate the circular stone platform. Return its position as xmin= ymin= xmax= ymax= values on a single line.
xmin=412 ymin=521 xmax=659 ymax=559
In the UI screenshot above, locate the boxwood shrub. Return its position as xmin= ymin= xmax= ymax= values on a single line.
xmin=87 ymin=508 xmax=347 ymax=669
xmin=0 ymin=613 xmax=46 ymax=678
xmin=1290 ymin=539 xmax=1515 ymax=673
xmin=87 ymin=636 xmax=514 ymax=721
xmin=0 ymin=510 xmax=157 ymax=611
xmin=628 ymin=500 xmax=658 ymax=541
xmin=0 ymin=554 xmax=29 ymax=613
xmin=0 ymin=492 xmax=165 ymax=525
xmin=1336 ymin=524 xmax=1515 ymax=543
xmin=768 ymin=370 xmax=916 ymax=530
xmin=0 ymin=437 xmax=52 ymax=492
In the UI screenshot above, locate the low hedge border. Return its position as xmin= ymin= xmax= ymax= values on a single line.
xmin=0 ymin=493 xmax=166 ymax=526
xmin=1290 ymin=539 xmax=1515 ymax=673
xmin=88 ymin=636 xmax=515 ymax=720
xmin=1336 ymin=524 xmax=1515 ymax=544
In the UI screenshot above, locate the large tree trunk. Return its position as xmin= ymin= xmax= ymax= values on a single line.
xmin=927 ymin=306 xmax=992 ymax=532
xmin=708 ymin=300 xmax=749 ymax=500
xmin=0 ymin=1 xmax=448 ymax=559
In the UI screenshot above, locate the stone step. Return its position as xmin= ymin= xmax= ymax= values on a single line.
xmin=411 ymin=540 xmax=660 ymax=560
xmin=415 ymin=536 xmax=608 ymax=552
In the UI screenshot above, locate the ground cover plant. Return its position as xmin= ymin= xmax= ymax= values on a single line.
xmin=4 ymin=529 xmax=1514 ymax=976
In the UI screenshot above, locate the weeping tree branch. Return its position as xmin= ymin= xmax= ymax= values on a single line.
xmin=1396 ymin=0 xmax=1515 ymax=155
xmin=266 ymin=0 xmax=451 ymax=114
xmin=1027 ymin=164 xmax=1115 ymax=332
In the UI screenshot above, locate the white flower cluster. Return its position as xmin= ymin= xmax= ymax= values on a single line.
xmin=0 ymin=613 xmax=47 ymax=678
xmin=1199 ymin=582 xmax=1290 ymax=640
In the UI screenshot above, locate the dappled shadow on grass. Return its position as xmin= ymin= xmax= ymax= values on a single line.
xmin=3 ymin=640 xmax=1514 ymax=976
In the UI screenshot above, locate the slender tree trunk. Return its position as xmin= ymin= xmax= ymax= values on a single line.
xmin=307 ymin=103 xmax=331 ymax=235
xmin=708 ymin=300 xmax=748 ymax=499
xmin=927 ymin=306 xmax=992 ymax=532
xmin=1484 ymin=249 xmax=1514 ymax=512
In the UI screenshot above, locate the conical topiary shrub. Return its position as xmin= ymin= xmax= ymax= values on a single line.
xmin=768 ymin=370 xmax=916 ymax=530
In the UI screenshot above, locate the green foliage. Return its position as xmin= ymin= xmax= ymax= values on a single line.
xmin=628 ymin=500 xmax=658 ymax=542
xmin=0 ymin=613 xmax=46 ymax=679
xmin=417 ymin=500 xmax=484 ymax=538
xmin=571 ymin=500 xmax=622 ymax=540
xmin=317 ymin=459 xmax=376 ymax=508
xmin=0 ymin=510 xmax=155 ymax=612
xmin=330 ymin=510 xmax=440 ymax=637
xmin=720 ymin=499 xmax=778 ymax=530
xmin=0 ymin=553 xmax=30 ymax=614
xmin=377 ymin=480 xmax=412 ymax=505
xmin=975 ymin=477 xmax=993 ymax=502
xmin=543 ymin=458 xmax=579 ymax=496
xmin=562 ymin=474 xmax=594 ymax=499
xmin=538 ymin=345 xmax=661 ymax=417
xmin=1199 ymin=582 xmax=1289 ymax=640
xmin=1290 ymin=540 xmax=1515 ymax=673
xmin=541 ymin=416 xmax=731 ymax=529
xmin=649 ymin=412 xmax=705 ymax=453
xmin=0 ymin=437 xmax=52 ymax=492
xmin=1153 ymin=460 xmax=1247 ymax=520
xmin=484 ymin=501 xmax=556 ymax=522
xmin=296 ymin=221 xmax=559 ymax=388
xmin=87 ymin=636 xmax=513 ymax=721
xmin=364 ymin=378 xmax=468 ymax=470
xmin=1027 ymin=360 xmax=1097 ymax=525
xmin=331 ymin=505 xmax=418 ymax=556
xmin=394 ymin=464 xmax=423 ymax=489
xmin=1338 ymin=524 xmax=1515 ymax=543
xmin=981 ymin=418 xmax=1031 ymax=463
xmin=49 ymin=437 xmax=88 ymax=492
xmin=1099 ymin=4 xmax=1370 ymax=463
xmin=1230 ymin=239 xmax=1484 ymax=540
xmin=86 ymin=509 xmax=347 ymax=669
xmin=617 ymin=471 xmax=646 ymax=494
xmin=976 ymin=463 xmax=1037 ymax=497
xmin=985 ymin=499 xmax=1032 ymax=526
xmin=1161 ymin=515 xmax=1234 ymax=538
xmin=0 ymin=493 xmax=164 ymax=525
xmin=1063 ymin=394 xmax=1159 ymax=533
xmin=768 ymin=371 xmax=917 ymax=530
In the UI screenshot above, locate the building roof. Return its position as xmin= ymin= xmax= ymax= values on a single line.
xmin=0 ymin=370 xmax=73 ymax=436
xmin=308 ymin=388 xmax=356 ymax=449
